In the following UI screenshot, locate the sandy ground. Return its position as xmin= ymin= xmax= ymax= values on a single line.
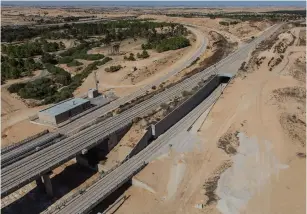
xmin=1 ymin=17 xmax=206 ymax=147
xmin=109 ymin=28 xmax=306 ymax=214
xmin=1 ymin=87 xmax=50 ymax=147
xmin=74 ymin=26 xmax=202 ymax=98
xmin=138 ymin=15 xmax=272 ymax=42
xmin=100 ymin=122 xmax=146 ymax=172
xmin=1 ymin=8 xmax=269 ymax=147
xmin=2 ymin=6 xmax=304 ymax=26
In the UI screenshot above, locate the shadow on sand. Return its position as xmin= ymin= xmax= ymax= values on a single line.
xmin=2 ymin=163 xmax=97 ymax=214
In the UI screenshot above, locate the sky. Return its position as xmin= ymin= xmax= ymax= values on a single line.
xmin=1 ymin=1 xmax=306 ymax=8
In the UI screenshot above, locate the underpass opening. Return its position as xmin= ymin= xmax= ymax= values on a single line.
xmin=218 ymin=73 xmax=233 ymax=83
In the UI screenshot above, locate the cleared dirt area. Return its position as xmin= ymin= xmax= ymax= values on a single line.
xmin=74 ymin=27 xmax=201 ymax=98
xmin=1 ymin=87 xmax=51 ymax=147
xmin=109 ymin=26 xmax=306 ymax=214
xmin=138 ymin=14 xmax=272 ymax=41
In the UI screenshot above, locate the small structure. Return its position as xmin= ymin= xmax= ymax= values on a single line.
xmin=38 ymin=98 xmax=91 ymax=125
xmin=88 ymin=88 xmax=99 ymax=98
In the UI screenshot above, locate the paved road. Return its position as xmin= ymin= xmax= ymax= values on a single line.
xmin=1 ymin=23 xmax=281 ymax=198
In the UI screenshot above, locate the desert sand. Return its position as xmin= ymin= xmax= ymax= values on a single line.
xmin=105 ymin=25 xmax=306 ymax=214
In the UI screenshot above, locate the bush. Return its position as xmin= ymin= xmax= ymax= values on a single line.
xmin=67 ymin=60 xmax=83 ymax=67
xmin=105 ymin=65 xmax=122 ymax=72
xmin=219 ymin=21 xmax=230 ymax=26
xmin=80 ymin=53 xmax=104 ymax=61
xmin=60 ymin=44 xmax=104 ymax=61
xmin=41 ymin=53 xmax=58 ymax=64
xmin=1 ymin=56 xmax=43 ymax=80
xmin=16 ymin=78 xmax=57 ymax=100
xmin=142 ymin=43 xmax=153 ymax=50
xmin=156 ymin=36 xmax=190 ymax=53
xmin=137 ymin=50 xmax=150 ymax=59
xmin=58 ymin=56 xmax=74 ymax=64
xmin=8 ymin=83 xmax=26 ymax=93
xmin=45 ymin=64 xmax=72 ymax=86
xmin=124 ymin=53 xmax=136 ymax=61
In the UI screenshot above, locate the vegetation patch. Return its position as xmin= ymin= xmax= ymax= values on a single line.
xmin=219 ymin=20 xmax=240 ymax=26
xmin=1 ymin=56 xmax=43 ymax=82
xmin=124 ymin=53 xmax=136 ymax=61
xmin=280 ymin=113 xmax=306 ymax=147
xmin=105 ymin=65 xmax=122 ymax=72
xmin=8 ymin=77 xmax=56 ymax=100
xmin=8 ymin=57 xmax=112 ymax=104
xmin=143 ymin=36 xmax=190 ymax=52
xmin=217 ymin=131 xmax=240 ymax=155
xmin=272 ymin=86 xmax=306 ymax=103
xmin=2 ymin=39 xmax=65 ymax=58
xmin=137 ymin=50 xmax=150 ymax=59
xmin=60 ymin=43 xmax=104 ymax=61
xmin=67 ymin=60 xmax=83 ymax=67
xmin=166 ymin=10 xmax=305 ymax=21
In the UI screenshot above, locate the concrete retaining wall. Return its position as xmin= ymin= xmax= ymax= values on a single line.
xmin=107 ymin=124 xmax=132 ymax=151
xmin=125 ymin=75 xmax=223 ymax=160
xmin=127 ymin=128 xmax=153 ymax=159
xmin=153 ymin=75 xmax=220 ymax=137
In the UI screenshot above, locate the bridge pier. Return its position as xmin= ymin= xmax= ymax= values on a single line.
xmin=36 ymin=172 xmax=53 ymax=197
xmin=76 ymin=154 xmax=98 ymax=172
xmin=107 ymin=133 xmax=118 ymax=151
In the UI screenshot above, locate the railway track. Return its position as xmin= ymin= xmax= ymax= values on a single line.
xmin=51 ymin=82 xmax=224 ymax=214
xmin=1 ymin=25 xmax=208 ymax=167
xmin=1 ymin=23 xmax=281 ymax=199
xmin=48 ymin=23 xmax=282 ymax=214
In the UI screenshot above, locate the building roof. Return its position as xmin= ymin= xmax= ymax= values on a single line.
xmin=39 ymin=98 xmax=89 ymax=116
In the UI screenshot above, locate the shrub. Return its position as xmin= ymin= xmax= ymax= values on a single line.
xmin=219 ymin=21 xmax=230 ymax=26
xmin=142 ymin=43 xmax=153 ymax=50
xmin=58 ymin=56 xmax=74 ymax=64
xmin=124 ymin=53 xmax=136 ymax=61
xmin=17 ymin=78 xmax=57 ymax=100
xmin=105 ymin=65 xmax=122 ymax=72
xmin=156 ymin=36 xmax=190 ymax=53
xmin=7 ymin=83 xmax=26 ymax=93
xmin=67 ymin=60 xmax=83 ymax=67
xmin=137 ymin=50 xmax=150 ymax=59
xmin=41 ymin=53 xmax=58 ymax=64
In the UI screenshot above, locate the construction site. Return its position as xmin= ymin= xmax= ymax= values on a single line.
xmin=1 ymin=2 xmax=306 ymax=214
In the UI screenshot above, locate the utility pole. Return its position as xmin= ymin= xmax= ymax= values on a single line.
xmin=94 ymin=71 xmax=99 ymax=91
